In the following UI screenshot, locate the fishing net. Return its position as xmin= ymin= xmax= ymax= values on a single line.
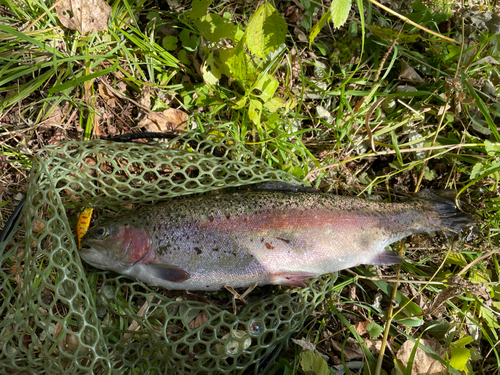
xmin=0 ymin=132 xmax=337 ymax=374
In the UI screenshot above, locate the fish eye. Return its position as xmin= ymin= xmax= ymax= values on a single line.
xmin=95 ymin=226 xmax=109 ymax=238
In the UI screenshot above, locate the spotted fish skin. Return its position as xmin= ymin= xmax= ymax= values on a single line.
xmin=79 ymin=189 xmax=472 ymax=291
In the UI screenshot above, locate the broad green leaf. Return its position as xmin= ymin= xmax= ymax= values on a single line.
xmin=285 ymin=98 xmax=298 ymax=112
xmin=309 ymin=10 xmax=331 ymax=47
xmin=264 ymin=97 xmax=285 ymax=112
xmin=162 ymin=36 xmax=178 ymax=51
xmin=178 ymin=50 xmax=191 ymax=65
xmin=445 ymin=253 xmax=467 ymax=267
xmin=300 ymin=350 xmax=330 ymax=375
xmin=485 ymin=139 xmax=500 ymax=156
xmin=329 ymin=0 xmax=351 ymax=29
xmin=266 ymin=113 xmax=280 ymax=127
xmin=201 ymin=51 xmax=221 ymax=85
xmin=286 ymin=165 xmax=305 ymax=179
xmin=246 ymin=2 xmax=286 ymax=58
xmin=423 ymin=166 xmax=436 ymax=181
xmin=450 ymin=347 xmax=470 ymax=371
xmin=249 ymin=99 xmax=263 ymax=126
xmin=366 ymin=321 xmax=384 ymax=338
xmin=179 ymin=29 xmax=199 ymax=51
xmin=253 ymin=74 xmax=278 ymax=102
xmin=470 ymin=270 xmax=490 ymax=283
xmin=470 ymin=162 xmax=485 ymax=179
xmin=314 ymin=41 xmax=329 ymax=55
xmin=395 ymin=317 xmax=424 ymax=327
xmin=221 ymin=40 xmax=258 ymax=84
xmin=189 ymin=0 xmax=212 ymax=20
xmin=194 ymin=13 xmax=242 ymax=42
xmin=479 ymin=306 xmax=500 ymax=329
xmin=232 ymin=96 xmax=247 ymax=109
xmin=452 ymin=336 xmax=474 ymax=347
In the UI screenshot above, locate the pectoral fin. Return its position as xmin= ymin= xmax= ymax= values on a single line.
xmin=145 ymin=264 xmax=190 ymax=282
xmin=369 ymin=250 xmax=403 ymax=266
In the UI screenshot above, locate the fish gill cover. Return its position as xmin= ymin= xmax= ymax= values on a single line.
xmin=0 ymin=132 xmax=337 ymax=374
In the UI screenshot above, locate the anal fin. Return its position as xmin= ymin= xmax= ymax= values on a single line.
xmin=144 ymin=264 xmax=190 ymax=282
xmin=270 ymin=272 xmax=317 ymax=287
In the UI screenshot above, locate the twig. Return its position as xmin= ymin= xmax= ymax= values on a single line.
xmin=456 ymin=248 xmax=500 ymax=277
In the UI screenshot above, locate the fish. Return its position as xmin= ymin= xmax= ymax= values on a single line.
xmin=79 ymin=184 xmax=473 ymax=291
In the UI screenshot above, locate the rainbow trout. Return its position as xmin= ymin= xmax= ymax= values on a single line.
xmin=80 ymin=184 xmax=472 ymax=291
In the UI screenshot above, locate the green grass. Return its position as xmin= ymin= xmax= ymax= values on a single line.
xmin=1 ymin=0 xmax=499 ymax=373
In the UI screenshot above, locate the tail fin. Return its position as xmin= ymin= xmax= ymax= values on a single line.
xmin=416 ymin=189 xmax=474 ymax=237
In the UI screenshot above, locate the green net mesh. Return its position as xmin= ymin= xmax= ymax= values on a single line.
xmin=0 ymin=133 xmax=337 ymax=374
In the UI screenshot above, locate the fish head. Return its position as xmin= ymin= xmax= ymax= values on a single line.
xmin=79 ymin=221 xmax=153 ymax=272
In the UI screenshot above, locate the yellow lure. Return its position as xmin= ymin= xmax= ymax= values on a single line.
xmin=77 ymin=208 xmax=94 ymax=249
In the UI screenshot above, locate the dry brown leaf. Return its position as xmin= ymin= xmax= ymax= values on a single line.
xmin=33 ymin=220 xmax=45 ymax=233
xmin=399 ymin=61 xmax=425 ymax=83
xmin=293 ymin=27 xmax=307 ymax=42
xmin=98 ymin=83 xmax=116 ymax=107
xmin=363 ymin=338 xmax=382 ymax=355
xmin=163 ymin=108 xmax=188 ymax=130
xmin=52 ymin=321 xmax=64 ymax=339
xmin=138 ymin=108 xmax=188 ymax=133
xmin=331 ymin=337 xmax=364 ymax=360
xmin=424 ymin=286 xmax=462 ymax=315
xmin=56 ymin=0 xmax=111 ymax=34
xmin=396 ymin=338 xmax=449 ymax=375
xmin=40 ymin=106 xmax=64 ymax=130
xmin=139 ymin=86 xmax=151 ymax=108
xmin=354 ymin=320 xmax=369 ymax=336
xmin=188 ymin=311 xmax=209 ymax=329
xmin=8 ymin=263 xmax=20 ymax=274
xmin=63 ymin=333 xmax=79 ymax=353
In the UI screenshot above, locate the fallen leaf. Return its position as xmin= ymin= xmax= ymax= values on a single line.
xmin=424 ymin=285 xmax=462 ymax=315
xmin=33 ymin=220 xmax=45 ymax=233
xmin=188 ymin=310 xmax=209 ymax=329
xmin=56 ymin=0 xmax=111 ymax=34
xmin=331 ymin=337 xmax=364 ymax=360
xmin=0 ymin=155 xmax=7 ymax=170
xmin=396 ymin=338 xmax=449 ymax=375
xmin=138 ymin=108 xmax=188 ymax=133
xmin=292 ymin=338 xmax=330 ymax=361
xmin=363 ymin=338 xmax=382 ymax=355
xmin=63 ymin=333 xmax=79 ymax=353
xmin=98 ymin=83 xmax=116 ymax=107
xmin=399 ymin=60 xmax=425 ymax=83
xmin=354 ymin=321 xmax=369 ymax=336
xmin=470 ymin=56 xmax=500 ymax=67
xmin=293 ymin=27 xmax=307 ymax=42
xmin=52 ymin=321 xmax=64 ymax=339
xmin=292 ymin=338 xmax=317 ymax=352
xmin=139 ymin=86 xmax=151 ymax=108
xmin=40 ymin=106 xmax=64 ymax=130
